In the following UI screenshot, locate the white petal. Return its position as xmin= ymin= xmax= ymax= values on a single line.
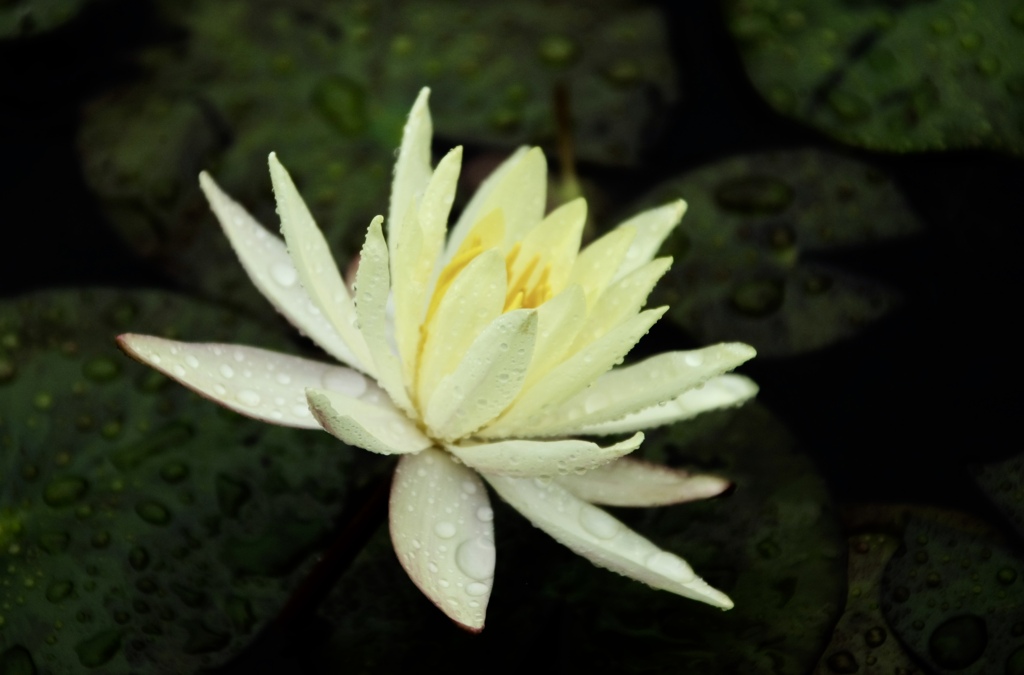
xmin=483 ymin=307 xmax=667 ymax=439
xmin=555 ymin=458 xmax=730 ymax=507
xmin=394 ymin=147 xmax=463 ymax=383
xmin=520 ymin=284 xmax=586 ymax=390
xmin=425 ymin=310 xmax=537 ymax=441
xmin=306 ymin=388 xmax=430 ymax=455
xmin=513 ymin=197 xmax=586 ymax=293
xmin=612 ymin=200 xmax=687 ymax=282
xmin=579 ymin=374 xmax=759 ymax=436
xmin=485 ymin=473 xmax=733 ymax=609
xmin=571 ymin=257 xmax=672 ymax=351
xmin=525 ymin=343 xmax=756 ymax=436
xmin=388 ymin=87 xmax=434 ymax=253
xmin=444 ymin=146 xmax=532 ymax=260
xmin=117 ymin=334 xmax=371 ymax=428
xmin=269 ymin=153 xmax=374 ymax=375
xmin=417 ymin=250 xmax=505 ymax=406
xmin=354 ymin=217 xmax=415 ymax=414
xmin=567 ymin=225 xmax=636 ymax=308
xmin=197 ymin=172 xmax=367 ymax=371
xmin=447 ymin=433 xmax=643 ymax=478
xmin=390 ymin=448 xmax=495 ymax=632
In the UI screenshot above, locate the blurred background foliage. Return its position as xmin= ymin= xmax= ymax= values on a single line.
xmin=0 ymin=0 xmax=1022 ymax=673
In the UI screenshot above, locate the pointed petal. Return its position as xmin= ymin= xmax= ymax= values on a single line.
xmin=521 ymin=284 xmax=586 ymax=390
xmin=394 ymin=147 xmax=463 ymax=383
xmin=444 ymin=147 xmax=544 ymax=259
xmin=425 ymin=310 xmax=537 ymax=441
xmin=567 ymin=225 xmax=636 ymax=307
xmin=555 ymin=458 xmax=730 ymax=506
xmin=485 ymin=473 xmax=733 ymax=609
xmin=514 ymin=197 xmax=586 ymax=293
xmin=306 ymin=388 xmax=430 ymax=455
xmin=571 ymin=257 xmax=672 ymax=351
xmin=417 ymin=249 xmax=506 ymax=406
xmin=269 ymin=153 xmax=374 ymax=374
xmin=389 ymin=87 xmax=434 ymax=252
xmin=579 ymin=374 xmax=759 ymax=436
xmin=448 ymin=433 xmax=642 ymax=478
xmin=483 ymin=307 xmax=667 ymax=439
xmin=390 ymin=449 xmax=495 ymax=632
xmin=117 ymin=334 xmax=372 ymax=428
xmin=198 ymin=172 xmax=367 ymax=371
xmin=613 ymin=200 xmax=687 ymax=282
xmin=354 ymin=217 xmax=414 ymax=414
xmin=524 ymin=343 xmax=756 ymax=436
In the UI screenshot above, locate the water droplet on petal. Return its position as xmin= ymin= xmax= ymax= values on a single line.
xmin=275 ymin=372 xmax=292 ymax=385
xmin=321 ymin=369 xmax=367 ymax=397
xmin=579 ymin=505 xmax=621 ymax=540
xmin=466 ymin=582 xmax=489 ymax=597
xmin=270 ymin=262 xmax=298 ymax=287
xmin=456 ymin=536 xmax=495 ymax=581
xmin=684 ymin=353 xmax=704 ymax=367
xmin=434 ymin=521 xmax=457 ymax=539
xmin=476 ymin=506 xmax=494 ymax=522
xmin=219 ymin=364 xmax=235 ymax=378
xmin=237 ymin=390 xmax=261 ymax=406
xmin=645 ymin=551 xmax=694 ymax=582
xmin=185 ymin=355 xmax=200 ymax=368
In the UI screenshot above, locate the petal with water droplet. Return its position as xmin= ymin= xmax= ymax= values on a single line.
xmin=354 ymin=217 xmax=414 ymax=414
xmin=570 ymin=257 xmax=672 ymax=351
xmin=485 ymin=472 xmax=733 ymax=609
xmin=523 ymin=343 xmax=756 ymax=437
xmin=425 ymin=309 xmax=536 ymax=441
xmin=566 ymin=225 xmax=636 ymax=308
xmin=306 ymin=388 xmax=430 ymax=455
xmin=388 ymin=87 xmax=433 ymax=252
xmin=579 ymin=374 xmax=759 ymax=436
xmin=117 ymin=334 xmax=372 ymax=428
xmin=269 ymin=153 xmax=375 ymax=374
xmin=483 ymin=307 xmax=667 ymax=439
xmin=198 ymin=172 xmax=367 ymax=372
xmin=612 ymin=200 xmax=687 ymax=282
xmin=448 ymin=432 xmax=642 ymax=478
xmin=390 ymin=448 xmax=494 ymax=632
xmin=555 ymin=457 xmax=730 ymax=506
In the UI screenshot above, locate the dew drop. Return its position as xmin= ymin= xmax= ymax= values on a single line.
xmin=466 ymin=582 xmax=490 ymax=597
xmin=275 ymin=372 xmax=292 ymax=385
xmin=461 ymin=480 xmax=478 ymax=494
xmin=476 ymin=506 xmax=494 ymax=522
xmin=434 ymin=521 xmax=457 ymax=539
xmin=684 ymin=353 xmax=704 ymax=367
xmin=270 ymin=262 xmax=298 ymax=287
xmin=456 ymin=536 xmax=495 ymax=581
xmin=428 ymin=562 xmax=439 ymax=574
xmin=645 ymin=551 xmax=694 ymax=582
xmin=579 ymin=505 xmax=621 ymax=540
xmin=237 ymin=390 xmax=261 ymax=406
xmin=172 ymin=365 xmax=186 ymax=377
xmin=213 ymin=384 xmax=227 ymax=396
xmin=219 ymin=364 xmax=235 ymax=378
xmin=322 ymin=369 xmax=368 ymax=396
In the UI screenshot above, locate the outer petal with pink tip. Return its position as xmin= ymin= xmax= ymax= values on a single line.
xmin=116 ymin=334 xmax=371 ymax=428
xmin=390 ymin=448 xmax=496 ymax=632
xmin=555 ymin=457 xmax=731 ymax=507
xmin=485 ymin=473 xmax=733 ymax=609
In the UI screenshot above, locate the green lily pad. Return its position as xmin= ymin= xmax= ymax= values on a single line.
xmin=812 ymin=534 xmax=920 ymax=675
xmin=0 ymin=289 xmax=374 ymax=674
xmin=77 ymin=0 xmax=676 ymax=317
xmin=0 ymin=0 xmax=96 ymax=39
xmin=881 ymin=513 xmax=1024 ymax=674
xmin=725 ymin=0 xmax=1024 ymax=154
xmin=632 ymin=148 xmax=922 ymax=356
xmin=973 ymin=452 xmax=1024 ymax=539
xmin=310 ymin=403 xmax=844 ymax=674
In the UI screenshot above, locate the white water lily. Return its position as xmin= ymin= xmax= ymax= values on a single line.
xmin=117 ymin=88 xmax=758 ymax=632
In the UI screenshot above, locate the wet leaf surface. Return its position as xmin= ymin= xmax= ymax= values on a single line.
xmin=725 ymin=0 xmax=1024 ymax=154
xmin=631 ymin=148 xmax=921 ymax=356
xmin=0 ymin=289 xmax=373 ymax=674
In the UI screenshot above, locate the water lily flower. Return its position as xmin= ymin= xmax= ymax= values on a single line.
xmin=117 ymin=88 xmax=758 ymax=632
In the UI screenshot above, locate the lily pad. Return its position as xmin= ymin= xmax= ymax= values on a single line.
xmin=0 ymin=0 xmax=97 ymax=39
xmin=632 ymin=148 xmax=922 ymax=356
xmin=881 ymin=513 xmax=1024 ymax=674
xmin=310 ymin=403 xmax=845 ymax=674
xmin=725 ymin=0 xmax=1024 ymax=154
xmin=0 ymin=289 xmax=374 ymax=674
xmin=77 ymin=0 xmax=676 ymax=317
xmin=812 ymin=534 xmax=920 ymax=675
xmin=973 ymin=451 xmax=1024 ymax=539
